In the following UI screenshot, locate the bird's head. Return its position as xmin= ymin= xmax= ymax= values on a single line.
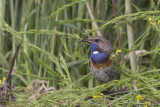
xmin=81 ymin=36 xmax=112 ymax=54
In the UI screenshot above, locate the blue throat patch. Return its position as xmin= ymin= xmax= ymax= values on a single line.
xmin=89 ymin=43 xmax=109 ymax=64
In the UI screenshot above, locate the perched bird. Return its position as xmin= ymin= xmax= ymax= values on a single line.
xmin=82 ymin=36 xmax=120 ymax=84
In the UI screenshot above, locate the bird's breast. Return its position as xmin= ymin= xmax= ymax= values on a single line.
xmin=90 ymin=51 xmax=112 ymax=69
xmin=89 ymin=58 xmax=118 ymax=83
xmin=90 ymin=57 xmax=112 ymax=69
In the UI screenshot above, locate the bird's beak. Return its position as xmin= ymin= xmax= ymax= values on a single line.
xmin=81 ymin=39 xmax=94 ymax=43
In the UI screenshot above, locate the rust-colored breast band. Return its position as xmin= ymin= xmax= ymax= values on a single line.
xmin=91 ymin=58 xmax=112 ymax=69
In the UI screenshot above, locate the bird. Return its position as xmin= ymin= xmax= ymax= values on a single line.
xmin=82 ymin=36 xmax=120 ymax=84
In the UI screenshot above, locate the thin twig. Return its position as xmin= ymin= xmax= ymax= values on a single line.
xmin=86 ymin=2 xmax=103 ymax=36
xmin=84 ymin=88 xmax=130 ymax=101
xmin=6 ymin=39 xmax=23 ymax=82
xmin=0 ymin=39 xmax=23 ymax=106
xmin=111 ymin=0 xmax=124 ymax=64
xmin=112 ymin=0 xmax=122 ymax=48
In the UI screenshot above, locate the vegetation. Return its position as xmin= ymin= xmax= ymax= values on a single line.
xmin=0 ymin=0 xmax=160 ymax=106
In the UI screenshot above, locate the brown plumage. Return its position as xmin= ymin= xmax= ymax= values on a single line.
xmin=82 ymin=36 xmax=120 ymax=84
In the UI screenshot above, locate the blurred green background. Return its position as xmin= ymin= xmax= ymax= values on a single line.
xmin=0 ymin=0 xmax=160 ymax=106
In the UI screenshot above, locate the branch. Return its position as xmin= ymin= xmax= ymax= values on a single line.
xmin=6 ymin=39 xmax=23 ymax=82
xmin=86 ymin=2 xmax=102 ymax=36
xmin=0 ymin=39 xmax=23 ymax=106
xmin=112 ymin=0 xmax=124 ymax=64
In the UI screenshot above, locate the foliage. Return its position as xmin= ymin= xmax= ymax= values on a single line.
xmin=0 ymin=0 xmax=160 ymax=106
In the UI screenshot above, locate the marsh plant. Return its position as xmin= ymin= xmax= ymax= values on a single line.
xmin=0 ymin=0 xmax=160 ymax=106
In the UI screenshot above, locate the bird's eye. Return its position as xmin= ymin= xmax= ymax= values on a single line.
xmin=95 ymin=39 xmax=99 ymax=42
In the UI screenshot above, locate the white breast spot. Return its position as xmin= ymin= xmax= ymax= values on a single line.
xmin=93 ymin=51 xmax=99 ymax=54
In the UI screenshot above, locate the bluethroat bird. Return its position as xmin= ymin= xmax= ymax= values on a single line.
xmin=82 ymin=36 xmax=120 ymax=84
